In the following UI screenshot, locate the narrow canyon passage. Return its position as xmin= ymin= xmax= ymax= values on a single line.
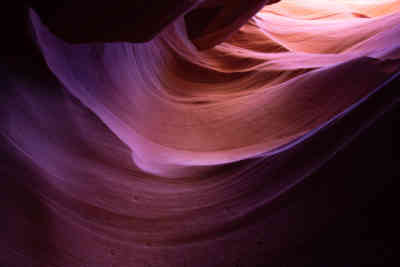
xmin=1 ymin=1 xmax=399 ymax=266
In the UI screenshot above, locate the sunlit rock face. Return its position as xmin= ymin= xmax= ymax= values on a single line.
xmin=1 ymin=1 xmax=400 ymax=266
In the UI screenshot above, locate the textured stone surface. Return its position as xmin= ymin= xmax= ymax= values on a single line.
xmin=1 ymin=1 xmax=399 ymax=267
xmin=185 ymin=0 xmax=280 ymax=50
